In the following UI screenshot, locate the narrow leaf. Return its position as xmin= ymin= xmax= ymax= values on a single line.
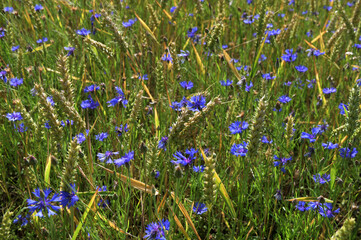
xmin=71 ymin=190 xmax=98 ymax=240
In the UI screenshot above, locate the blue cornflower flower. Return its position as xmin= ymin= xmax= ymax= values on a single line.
xmin=158 ymin=136 xmax=169 ymax=151
xmin=319 ymin=203 xmax=340 ymax=218
xmin=306 ymin=79 xmax=316 ymax=88
xmin=229 ymin=121 xmax=249 ymax=134
xmin=243 ymin=81 xmax=253 ymax=92
xmin=6 ymin=112 xmax=22 ymax=121
xmin=81 ymin=95 xmax=99 ymax=109
xmin=284 ymin=81 xmax=292 ymax=87
xmin=264 ymin=29 xmax=281 ymax=43
xmin=278 ymin=95 xmax=292 ymax=103
xmin=14 ymin=123 xmax=27 ymax=132
xmin=90 ymin=12 xmax=101 ymax=23
xmin=171 ymin=148 xmax=198 ymax=166
xmin=11 ymin=45 xmax=20 ymax=52
xmin=97 ymin=151 xmax=119 ymax=164
xmin=0 ymin=70 xmax=7 ymax=83
xmin=193 ymin=165 xmax=204 ymax=173
xmin=107 ymin=86 xmax=128 ymax=108
xmin=193 ymin=202 xmax=208 ymax=215
xmin=222 ymin=45 xmax=228 ymax=49
xmin=180 ymin=81 xmax=194 ymax=90
xmin=178 ymin=50 xmax=190 ymax=59
xmin=144 ymin=219 xmax=170 ymax=240
xmin=317 ymin=122 xmax=328 ymax=133
xmin=170 ymin=97 xmax=188 ymax=111
xmin=47 ymin=96 xmax=55 ymax=106
xmin=170 ymin=6 xmax=177 ymax=13
xmin=27 ymin=188 xmax=61 ymax=218
xmin=34 ymin=4 xmax=43 ymax=11
xmin=306 ymin=48 xmax=325 ymax=57
xmin=339 ymin=147 xmax=358 ymax=158
xmin=322 ymin=88 xmax=337 ymax=94
xmin=64 ymin=47 xmax=75 ymax=56
xmin=114 ymin=151 xmax=135 ymax=167
xmin=322 ymin=142 xmax=338 ymax=149
xmin=187 ymin=95 xmax=206 ymax=112
xmin=161 ymin=53 xmax=173 ymax=62
xmin=187 ymin=27 xmax=198 ymax=39
xmin=273 ymin=155 xmax=292 ymax=172
xmin=243 ymin=16 xmax=256 ymax=24
xmin=139 ymin=74 xmax=148 ymax=80
xmin=353 ymin=43 xmax=361 ymax=49
xmin=323 ymin=6 xmax=333 ymax=11
xmin=115 ymin=124 xmax=129 ymax=136
xmin=44 ymin=121 xmax=51 ymax=129
xmin=295 ymin=65 xmax=308 ymax=72
xmin=4 ymin=7 xmax=14 ymax=13
xmin=36 ymin=37 xmax=48 ymax=44
xmin=84 ymin=84 xmax=100 ymax=93
xmin=76 ymin=28 xmax=91 ymax=36
xmin=301 ymin=132 xmax=316 ymax=142
xmin=60 ymin=119 xmax=73 ymax=127
xmin=313 ymin=173 xmax=331 ymax=184
xmin=261 ymin=135 xmax=273 ymax=144
xmin=220 ymin=79 xmax=233 ymax=86
xmin=338 ymin=103 xmax=348 ymax=115
xmin=154 ymin=170 xmax=160 ymax=179
xmin=95 ymin=132 xmax=108 ymax=141
xmin=296 ymin=201 xmax=309 ymax=211
xmin=60 ymin=184 xmax=79 ymax=208
xmin=258 ymin=54 xmax=267 ymax=63
xmin=262 ymin=73 xmax=276 ymax=80
xmin=13 ymin=214 xmax=29 ymax=226
xmin=311 ymin=126 xmax=323 ymax=135
xmin=230 ymin=142 xmax=248 ymax=157
xmin=9 ymin=77 xmax=23 ymax=87
xmin=308 ymin=201 xmax=322 ymax=211
xmin=281 ymin=49 xmax=297 ymax=62
xmin=122 ymin=18 xmax=137 ymax=28
xmin=74 ymin=132 xmax=86 ymax=144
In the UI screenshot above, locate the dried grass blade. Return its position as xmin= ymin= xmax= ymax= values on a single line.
xmin=170 ymin=192 xmax=202 ymax=240
xmin=223 ymin=49 xmax=241 ymax=81
xmin=134 ymin=12 xmax=160 ymax=45
xmin=191 ymin=42 xmax=205 ymax=76
xmin=98 ymin=165 xmax=158 ymax=195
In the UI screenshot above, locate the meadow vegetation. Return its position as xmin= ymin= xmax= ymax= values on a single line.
xmin=0 ymin=0 xmax=360 ymax=239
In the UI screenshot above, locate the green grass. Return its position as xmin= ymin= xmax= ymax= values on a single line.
xmin=0 ymin=0 xmax=360 ymax=239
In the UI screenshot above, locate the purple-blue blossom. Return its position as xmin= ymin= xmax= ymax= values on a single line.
xmin=229 ymin=121 xmax=249 ymax=134
xmin=114 ymin=151 xmax=135 ymax=167
xmin=230 ymin=142 xmax=248 ymax=157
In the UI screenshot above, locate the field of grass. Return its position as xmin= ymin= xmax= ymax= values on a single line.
xmin=0 ymin=0 xmax=360 ymax=239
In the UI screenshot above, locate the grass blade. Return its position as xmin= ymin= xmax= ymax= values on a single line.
xmin=71 ymin=189 xmax=98 ymax=240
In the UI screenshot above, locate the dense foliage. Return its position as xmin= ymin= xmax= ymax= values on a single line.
xmin=0 ymin=0 xmax=360 ymax=239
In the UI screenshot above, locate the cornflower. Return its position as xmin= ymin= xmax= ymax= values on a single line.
xmin=27 ymin=188 xmax=61 ymax=218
